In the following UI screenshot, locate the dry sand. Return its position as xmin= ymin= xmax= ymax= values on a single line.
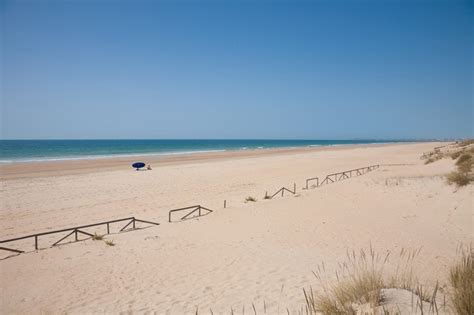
xmin=0 ymin=142 xmax=472 ymax=314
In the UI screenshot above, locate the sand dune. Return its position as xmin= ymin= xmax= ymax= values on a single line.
xmin=0 ymin=142 xmax=472 ymax=314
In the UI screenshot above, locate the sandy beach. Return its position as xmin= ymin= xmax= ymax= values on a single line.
xmin=0 ymin=142 xmax=472 ymax=314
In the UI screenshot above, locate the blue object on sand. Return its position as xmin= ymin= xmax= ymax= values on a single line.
xmin=132 ymin=162 xmax=146 ymax=170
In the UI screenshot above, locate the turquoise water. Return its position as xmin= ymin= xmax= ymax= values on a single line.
xmin=0 ymin=139 xmax=412 ymax=163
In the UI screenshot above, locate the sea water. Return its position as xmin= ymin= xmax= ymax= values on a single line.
xmin=0 ymin=139 xmax=412 ymax=164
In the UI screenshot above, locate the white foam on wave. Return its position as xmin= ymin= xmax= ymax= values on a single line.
xmin=0 ymin=149 xmax=227 ymax=164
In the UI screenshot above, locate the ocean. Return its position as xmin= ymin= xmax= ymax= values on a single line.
xmin=0 ymin=139 xmax=412 ymax=163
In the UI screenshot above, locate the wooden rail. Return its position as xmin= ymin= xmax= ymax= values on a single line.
xmin=319 ymin=165 xmax=379 ymax=186
xmin=168 ymin=205 xmax=213 ymax=222
xmin=267 ymin=183 xmax=296 ymax=199
xmin=0 ymin=217 xmax=160 ymax=254
xmin=305 ymin=177 xmax=319 ymax=189
xmin=309 ymin=165 xmax=379 ymax=188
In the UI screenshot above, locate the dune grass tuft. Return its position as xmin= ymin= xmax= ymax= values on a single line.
xmin=245 ymin=196 xmax=257 ymax=202
xmin=423 ymin=150 xmax=444 ymax=164
xmin=456 ymin=153 xmax=472 ymax=164
xmin=447 ymin=152 xmax=473 ymax=187
xmin=105 ymin=239 xmax=115 ymax=246
xmin=458 ymin=139 xmax=474 ymax=147
xmin=455 ymin=154 xmax=473 ymax=173
xmin=451 ymin=150 xmax=464 ymax=160
xmin=449 ymin=245 xmax=473 ymax=315
xmin=91 ymin=233 xmax=104 ymax=241
xmin=447 ymin=172 xmax=471 ymax=187
xmin=305 ymin=246 xmax=387 ymax=314
xmin=302 ymin=247 xmax=444 ymax=314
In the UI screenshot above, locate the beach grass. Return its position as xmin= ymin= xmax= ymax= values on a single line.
xmin=447 ymin=152 xmax=473 ymax=187
xmin=449 ymin=245 xmax=473 ymax=315
xmin=458 ymin=139 xmax=474 ymax=147
xmin=301 ymin=246 xmax=450 ymax=314
xmin=245 ymin=196 xmax=257 ymax=202
xmin=455 ymin=154 xmax=473 ymax=173
xmin=447 ymin=172 xmax=471 ymax=187
xmin=305 ymin=246 xmax=387 ymax=314
xmin=91 ymin=233 xmax=104 ymax=241
xmin=451 ymin=150 xmax=463 ymax=160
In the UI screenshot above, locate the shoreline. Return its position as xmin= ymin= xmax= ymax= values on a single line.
xmin=0 ymin=141 xmax=434 ymax=180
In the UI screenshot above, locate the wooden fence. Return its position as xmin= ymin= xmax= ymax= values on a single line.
xmin=305 ymin=165 xmax=379 ymax=189
xmin=168 ymin=205 xmax=214 ymax=222
xmin=0 ymin=217 xmax=160 ymax=254
xmin=266 ymin=183 xmax=296 ymax=199
xmin=1 ymin=163 xmax=385 ymax=257
xmin=305 ymin=177 xmax=319 ymax=189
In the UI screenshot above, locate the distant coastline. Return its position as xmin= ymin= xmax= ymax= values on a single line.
xmin=0 ymin=139 xmax=422 ymax=164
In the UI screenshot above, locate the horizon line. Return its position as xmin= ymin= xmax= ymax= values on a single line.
xmin=0 ymin=138 xmax=454 ymax=141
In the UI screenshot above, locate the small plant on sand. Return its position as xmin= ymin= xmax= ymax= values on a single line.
xmin=245 ymin=196 xmax=257 ymax=202
xmin=449 ymin=245 xmax=473 ymax=315
xmin=424 ymin=158 xmax=436 ymax=165
xmin=451 ymin=150 xmax=464 ymax=160
xmin=455 ymin=154 xmax=473 ymax=173
xmin=424 ymin=152 xmax=444 ymax=164
xmin=105 ymin=239 xmax=115 ymax=246
xmin=388 ymin=247 xmax=420 ymax=291
xmin=302 ymin=246 xmax=441 ymax=314
xmin=447 ymin=172 xmax=470 ymax=187
xmin=91 ymin=233 xmax=104 ymax=241
xmin=305 ymin=246 xmax=387 ymax=314
xmin=447 ymin=152 xmax=473 ymax=187
xmin=458 ymin=139 xmax=474 ymax=147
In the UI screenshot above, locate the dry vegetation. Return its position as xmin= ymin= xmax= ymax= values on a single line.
xmin=191 ymin=246 xmax=471 ymax=315
xmin=304 ymin=247 xmax=386 ymax=314
xmin=447 ymin=153 xmax=473 ymax=187
xmin=245 ymin=196 xmax=257 ymax=202
xmin=91 ymin=233 xmax=104 ymax=241
xmin=457 ymin=139 xmax=474 ymax=147
xmin=449 ymin=245 xmax=473 ymax=315
xmin=301 ymin=246 xmax=472 ymax=315
xmin=420 ymin=141 xmax=474 ymax=187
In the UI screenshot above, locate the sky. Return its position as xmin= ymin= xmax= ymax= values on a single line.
xmin=1 ymin=0 xmax=472 ymax=140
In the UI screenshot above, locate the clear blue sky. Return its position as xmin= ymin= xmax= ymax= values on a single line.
xmin=1 ymin=0 xmax=472 ymax=140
